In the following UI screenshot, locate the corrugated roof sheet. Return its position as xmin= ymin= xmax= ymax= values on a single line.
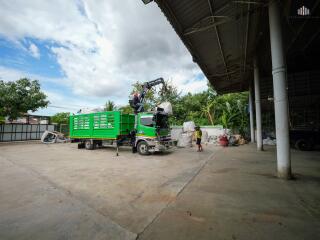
xmin=155 ymin=0 xmax=266 ymax=93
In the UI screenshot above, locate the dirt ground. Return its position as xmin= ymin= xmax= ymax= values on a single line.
xmin=0 ymin=142 xmax=319 ymax=240
xmin=0 ymin=142 xmax=215 ymax=239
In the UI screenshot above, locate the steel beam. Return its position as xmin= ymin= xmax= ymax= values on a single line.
xmin=233 ymin=1 xmax=264 ymax=4
xmin=269 ymin=0 xmax=291 ymax=179
xmin=208 ymin=0 xmax=230 ymax=82
xmin=243 ymin=4 xmax=250 ymax=75
xmin=184 ymin=17 xmax=232 ymax=36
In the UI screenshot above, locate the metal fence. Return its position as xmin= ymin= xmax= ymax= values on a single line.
xmin=0 ymin=124 xmax=54 ymax=142
xmin=57 ymin=124 xmax=69 ymax=136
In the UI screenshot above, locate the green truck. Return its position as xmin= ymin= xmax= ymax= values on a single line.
xmin=69 ymin=110 xmax=171 ymax=155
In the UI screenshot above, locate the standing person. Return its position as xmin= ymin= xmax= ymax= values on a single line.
xmin=130 ymin=130 xmax=137 ymax=153
xmin=195 ymin=126 xmax=203 ymax=152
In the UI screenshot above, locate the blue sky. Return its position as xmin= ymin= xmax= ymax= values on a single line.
xmin=0 ymin=0 xmax=207 ymax=116
xmin=0 ymin=37 xmax=101 ymax=115
xmin=0 ymin=38 xmax=63 ymax=78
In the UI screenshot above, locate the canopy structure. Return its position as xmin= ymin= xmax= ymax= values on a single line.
xmin=149 ymin=0 xmax=320 ymax=179
xmin=153 ymin=0 xmax=320 ymax=93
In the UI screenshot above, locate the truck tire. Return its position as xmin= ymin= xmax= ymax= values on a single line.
xmin=295 ymin=139 xmax=313 ymax=151
xmin=137 ymin=141 xmax=150 ymax=155
xmin=85 ymin=140 xmax=94 ymax=150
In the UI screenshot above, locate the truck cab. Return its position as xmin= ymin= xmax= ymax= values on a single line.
xmin=135 ymin=112 xmax=171 ymax=155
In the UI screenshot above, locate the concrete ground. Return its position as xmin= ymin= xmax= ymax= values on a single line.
xmin=0 ymin=142 xmax=319 ymax=240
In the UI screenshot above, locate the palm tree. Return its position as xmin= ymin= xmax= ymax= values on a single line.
xmin=105 ymin=100 xmax=116 ymax=111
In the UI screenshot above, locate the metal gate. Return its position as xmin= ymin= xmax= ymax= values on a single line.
xmin=0 ymin=124 xmax=55 ymax=142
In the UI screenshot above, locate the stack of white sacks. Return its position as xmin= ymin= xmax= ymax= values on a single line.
xmin=175 ymin=121 xmax=208 ymax=147
xmin=172 ymin=122 xmax=229 ymax=147
xmin=177 ymin=121 xmax=195 ymax=147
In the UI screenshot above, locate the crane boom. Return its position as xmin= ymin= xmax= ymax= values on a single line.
xmin=129 ymin=77 xmax=166 ymax=114
xmin=143 ymin=78 xmax=165 ymax=90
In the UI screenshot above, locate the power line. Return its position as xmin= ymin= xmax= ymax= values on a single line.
xmin=52 ymin=103 xmax=93 ymax=108
xmin=48 ymin=105 xmax=80 ymax=110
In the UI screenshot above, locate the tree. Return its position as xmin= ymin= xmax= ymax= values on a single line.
xmin=156 ymin=79 xmax=180 ymax=105
xmin=105 ymin=100 xmax=116 ymax=111
xmin=0 ymin=78 xmax=49 ymax=121
xmin=172 ymin=91 xmax=210 ymax=125
xmin=118 ymin=105 xmax=133 ymax=114
xmin=51 ymin=112 xmax=70 ymax=125
xmin=207 ymin=81 xmax=218 ymax=101
xmin=212 ymin=92 xmax=249 ymax=134
xmin=201 ymin=101 xmax=214 ymax=125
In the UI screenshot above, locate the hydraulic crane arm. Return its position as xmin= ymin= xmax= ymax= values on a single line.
xmin=139 ymin=78 xmax=165 ymax=103
xmin=143 ymin=78 xmax=165 ymax=90
xmin=129 ymin=77 xmax=166 ymax=113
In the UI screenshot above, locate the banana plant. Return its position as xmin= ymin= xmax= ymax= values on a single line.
xmin=200 ymin=100 xmax=215 ymax=125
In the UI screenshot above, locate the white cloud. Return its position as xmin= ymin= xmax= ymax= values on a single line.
xmin=28 ymin=43 xmax=40 ymax=59
xmin=0 ymin=65 xmax=26 ymax=81
xmin=29 ymin=90 xmax=102 ymax=116
xmin=0 ymin=65 xmax=64 ymax=84
xmin=0 ymin=0 xmax=208 ymax=102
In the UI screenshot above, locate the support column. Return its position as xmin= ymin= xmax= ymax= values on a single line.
xmin=249 ymin=84 xmax=255 ymax=143
xmin=269 ymin=0 xmax=291 ymax=179
xmin=254 ymin=57 xmax=263 ymax=151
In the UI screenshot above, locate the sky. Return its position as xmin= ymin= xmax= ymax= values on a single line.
xmin=0 ymin=0 xmax=207 ymax=116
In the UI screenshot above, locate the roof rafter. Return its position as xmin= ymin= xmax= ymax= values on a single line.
xmin=184 ymin=16 xmax=232 ymax=36
xmin=243 ymin=3 xmax=250 ymax=75
xmin=208 ymin=0 xmax=231 ymax=82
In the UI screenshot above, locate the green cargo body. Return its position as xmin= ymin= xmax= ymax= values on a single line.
xmin=69 ymin=111 xmax=135 ymax=139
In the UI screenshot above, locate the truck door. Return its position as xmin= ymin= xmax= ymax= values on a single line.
xmin=137 ymin=115 xmax=156 ymax=137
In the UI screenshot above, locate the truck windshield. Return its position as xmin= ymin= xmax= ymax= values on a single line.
xmin=140 ymin=116 xmax=154 ymax=127
xmin=155 ymin=113 xmax=169 ymax=129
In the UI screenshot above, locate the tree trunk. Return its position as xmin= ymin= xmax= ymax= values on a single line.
xmin=207 ymin=111 xmax=213 ymax=125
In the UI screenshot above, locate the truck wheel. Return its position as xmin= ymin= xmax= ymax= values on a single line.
xmin=85 ymin=140 xmax=94 ymax=150
xmin=137 ymin=141 xmax=150 ymax=155
xmin=295 ymin=139 xmax=313 ymax=151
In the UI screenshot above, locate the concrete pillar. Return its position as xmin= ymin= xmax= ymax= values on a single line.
xmin=249 ymin=85 xmax=255 ymax=143
xmin=269 ymin=0 xmax=291 ymax=179
xmin=254 ymin=57 xmax=263 ymax=151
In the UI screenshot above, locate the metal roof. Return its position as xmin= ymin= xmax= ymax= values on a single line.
xmin=154 ymin=0 xmax=320 ymax=94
